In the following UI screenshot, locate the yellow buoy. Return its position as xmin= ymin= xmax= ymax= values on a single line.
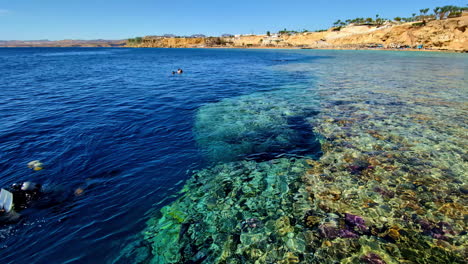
xmin=27 ymin=160 xmax=44 ymax=171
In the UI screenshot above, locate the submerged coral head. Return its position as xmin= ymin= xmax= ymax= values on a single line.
xmin=318 ymin=224 xmax=339 ymax=239
xmin=345 ymin=213 xmax=367 ymax=231
xmin=361 ymin=253 xmax=387 ymax=264
xmin=338 ymin=229 xmax=359 ymax=238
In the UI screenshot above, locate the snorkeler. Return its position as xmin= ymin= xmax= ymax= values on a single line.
xmin=0 ymin=181 xmax=43 ymax=224
xmin=11 ymin=182 xmax=42 ymax=210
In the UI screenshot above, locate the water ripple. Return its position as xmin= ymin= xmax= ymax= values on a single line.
xmin=0 ymin=47 xmax=316 ymax=263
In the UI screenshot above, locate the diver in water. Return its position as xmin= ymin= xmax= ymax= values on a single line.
xmin=0 ymin=181 xmax=43 ymax=224
xmin=11 ymin=182 xmax=42 ymax=210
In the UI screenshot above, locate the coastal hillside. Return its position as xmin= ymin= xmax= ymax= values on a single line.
xmin=130 ymin=14 xmax=468 ymax=52
xmin=326 ymin=14 xmax=468 ymax=51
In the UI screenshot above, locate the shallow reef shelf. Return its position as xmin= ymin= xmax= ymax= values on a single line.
xmin=143 ymin=158 xmax=315 ymax=263
xmin=121 ymin=148 xmax=465 ymax=263
xmin=118 ymin=52 xmax=467 ymax=264
xmin=194 ymin=84 xmax=322 ymax=163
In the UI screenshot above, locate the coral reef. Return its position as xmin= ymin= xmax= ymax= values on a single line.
xmin=122 ymin=52 xmax=467 ymax=263
xmin=194 ymin=86 xmax=321 ymax=162
xmin=299 ymin=53 xmax=467 ymax=263
xmin=142 ymin=158 xmax=314 ymax=263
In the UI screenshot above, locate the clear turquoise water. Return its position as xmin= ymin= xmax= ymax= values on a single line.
xmin=1 ymin=48 xmax=466 ymax=263
xmin=124 ymin=50 xmax=467 ymax=263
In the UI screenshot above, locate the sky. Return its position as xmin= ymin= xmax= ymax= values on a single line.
xmin=0 ymin=0 xmax=467 ymax=40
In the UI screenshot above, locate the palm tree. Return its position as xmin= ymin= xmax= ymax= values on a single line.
xmin=437 ymin=5 xmax=456 ymax=20
xmin=418 ymin=8 xmax=430 ymax=21
xmin=448 ymin=5 xmax=464 ymax=18
xmin=333 ymin=20 xmax=342 ymax=27
xmin=433 ymin=7 xmax=441 ymax=19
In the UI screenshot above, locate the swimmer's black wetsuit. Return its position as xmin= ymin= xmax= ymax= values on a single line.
xmin=9 ymin=183 xmax=42 ymax=211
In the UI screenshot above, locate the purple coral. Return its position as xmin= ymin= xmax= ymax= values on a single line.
xmin=348 ymin=165 xmax=366 ymax=175
xmin=318 ymin=224 xmax=339 ymax=239
xmin=345 ymin=213 xmax=367 ymax=231
xmin=432 ymin=233 xmax=448 ymax=240
xmin=418 ymin=219 xmax=432 ymax=231
xmin=417 ymin=219 xmax=453 ymax=240
xmin=319 ymin=214 xmax=368 ymax=239
xmin=361 ymin=253 xmax=387 ymax=264
xmin=373 ymin=186 xmax=395 ymax=198
xmin=338 ymin=229 xmax=359 ymax=238
xmin=438 ymin=221 xmax=455 ymax=235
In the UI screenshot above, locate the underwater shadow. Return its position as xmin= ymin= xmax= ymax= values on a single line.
xmin=239 ymin=110 xmax=322 ymax=162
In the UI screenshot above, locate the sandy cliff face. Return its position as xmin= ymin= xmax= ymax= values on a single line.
xmin=327 ymin=15 xmax=467 ymax=51
xmin=138 ymin=37 xmax=206 ymax=48
xmin=135 ymin=37 xmax=227 ymax=48
xmin=132 ymin=15 xmax=467 ymax=51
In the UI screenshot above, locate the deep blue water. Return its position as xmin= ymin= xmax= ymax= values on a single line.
xmin=0 ymin=48 xmax=320 ymax=263
xmin=2 ymin=48 xmax=466 ymax=263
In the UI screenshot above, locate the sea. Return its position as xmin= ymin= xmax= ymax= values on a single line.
xmin=0 ymin=48 xmax=466 ymax=263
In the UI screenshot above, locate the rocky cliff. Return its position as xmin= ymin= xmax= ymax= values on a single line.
xmin=135 ymin=37 xmax=226 ymax=48
xmin=130 ymin=14 xmax=468 ymax=52
xmin=326 ymin=15 xmax=467 ymax=51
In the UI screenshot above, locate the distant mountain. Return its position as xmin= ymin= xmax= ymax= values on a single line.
xmin=0 ymin=39 xmax=126 ymax=47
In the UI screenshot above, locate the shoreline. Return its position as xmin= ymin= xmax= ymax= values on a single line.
xmin=204 ymin=45 xmax=468 ymax=53
xmin=131 ymin=45 xmax=468 ymax=53
xmin=0 ymin=45 xmax=466 ymax=53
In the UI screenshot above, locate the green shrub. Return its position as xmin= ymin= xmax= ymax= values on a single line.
xmin=127 ymin=37 xmax=143 ymax=45
xmin=411 ymin=22 xmax=425 ymax=27
xmin=332 ymin=26 xmax=342 ymax=31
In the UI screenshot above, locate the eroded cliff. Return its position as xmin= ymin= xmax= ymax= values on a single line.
xmin=130 ymin=15 xmax=468 ymax=52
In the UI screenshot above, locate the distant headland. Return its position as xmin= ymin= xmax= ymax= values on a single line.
xmin=0 ymin=39 xmax=126 ymax=48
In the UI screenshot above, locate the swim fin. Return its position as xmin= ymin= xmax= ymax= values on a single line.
xmin=0 ymin=189 xmax=13 ymax=213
